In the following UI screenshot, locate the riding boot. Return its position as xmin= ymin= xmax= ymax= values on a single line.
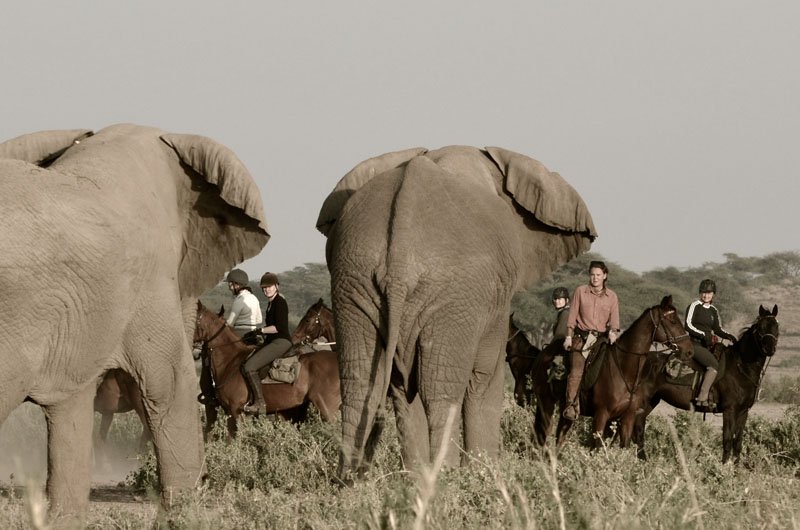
xmin=695 ymin=368 xmax=718 ymax=408
xmin=243 ymin=370 xmax=267 ymax=415
xmin=563 ymin=350 xmax=585 ymax=420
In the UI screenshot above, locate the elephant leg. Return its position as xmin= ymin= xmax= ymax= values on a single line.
xmin=462 ymin=318 xmax=507 ymax=461
xmin=127 ymin=312 xmax=204 ymax=507
xmin=337 ymin=306 xmax=390 ymax=478
xmin=391 ymin=385 xmax=429 ymax=469
xmin=44 ymin=382 xmax=95 ymax=523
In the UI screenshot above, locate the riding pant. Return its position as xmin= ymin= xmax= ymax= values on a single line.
xmin=691 ymin=341 xmax=719 ymax=371
xmin=243 ymin=338 xmax=293 ymax=376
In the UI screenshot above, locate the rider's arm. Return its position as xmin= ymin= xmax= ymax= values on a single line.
xmin=711 ymin=306 xmax=737 ymax=342
xmin=225 ymin=295 xmax=244 ymax=327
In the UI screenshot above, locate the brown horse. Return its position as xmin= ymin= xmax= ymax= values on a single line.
xmin=195 ymin=301 xmax=341 ymax=439
xmin=291 ymin=298 xmax=336 ymax=347
xmin=506 ymin=315 xmax=541 ymax=407
xmin=93 ymin=369 xmax=150 ymax=453
xmin=633 ymin=304 xmax=780 ymax=462
xmin=533 ymin=295 xmax=694 ymax=450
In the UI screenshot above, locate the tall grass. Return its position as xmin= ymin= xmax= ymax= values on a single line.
xmin=3 ymin=399 xmax=800 ymax=528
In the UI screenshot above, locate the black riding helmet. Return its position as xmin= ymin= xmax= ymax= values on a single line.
xmin=699 ymin=279 xmax=716 ymax=293
xmin=225 ymin=269 xmax=249 ymax=286
xmin=260 ymin=272 xmax=279 ymax=287
xmin=552 ymin=287 xmax=570 ymax=300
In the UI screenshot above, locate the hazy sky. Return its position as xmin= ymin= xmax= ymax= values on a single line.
xmin=3 ymin=2 xmax=798 ymax=277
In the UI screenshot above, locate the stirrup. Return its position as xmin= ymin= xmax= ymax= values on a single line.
xmin=243 ymin=402 xmax=267 ymax=415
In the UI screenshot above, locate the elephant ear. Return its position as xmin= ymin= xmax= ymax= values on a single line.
xmin=161 ymin=133 xmax=270 ymax=298
xmin=316 ymin=147 xmax=428 ymax=237
xmin=485 ymin=146 xmax=597 ymax=237
xmin=0 ymin=129 xmax=93 ymax=166
xmin=485 ymin=146 xmax=598 ymax=290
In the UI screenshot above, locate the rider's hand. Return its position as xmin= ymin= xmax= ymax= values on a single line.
xmin=563 ymin=336 xmax=572 ymax=351
xmin=609 ymin=330 xmax=618 ymax=344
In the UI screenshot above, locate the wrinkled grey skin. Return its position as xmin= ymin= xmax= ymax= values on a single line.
xmin=0 ymin=124 xmax=268 ymax=522
xmin=316 ymin=146 xmax=596 ymax=478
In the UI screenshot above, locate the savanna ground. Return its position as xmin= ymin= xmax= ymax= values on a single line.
xmin=1 ymin=277 xmax=798 ymax=528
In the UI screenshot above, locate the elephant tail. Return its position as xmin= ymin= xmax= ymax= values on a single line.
xmin=381 ymin=279 xmax=408 ymax=396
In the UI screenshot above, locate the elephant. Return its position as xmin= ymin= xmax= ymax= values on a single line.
xmin=316 ymin=145 xmax=596 ymax=478
xmin=0 ymin=124 xmax=268 ymax=521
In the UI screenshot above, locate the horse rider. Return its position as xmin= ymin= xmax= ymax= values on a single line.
xmin=224 ymin=269 xmax=263 ymax=337
xmin=562 ymin=260 xmax=620 ymax=420
xmin=551 ymin=286 xmax=571 ymax=342
xmin=685 ymin=278 xmax=737 ymax=407
xmin=242 ymin=272 xmax=293 ymax=415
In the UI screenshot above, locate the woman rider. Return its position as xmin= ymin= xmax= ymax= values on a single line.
xmin=685 ymin=279 xmax=737 ymax=407
xmin=562 ymin=261 xmax=620 ymax=420
xmin=224 ymin=269 xmax=262 ymax=337
xmin=242 ymin=272 xmax=293 ymax=415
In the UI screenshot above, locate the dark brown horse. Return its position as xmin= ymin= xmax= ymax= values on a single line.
xmin=195 ymin=301 xmax=341 ymax=439
xmin=633 ymin=304 xmax=780 ymax=462
xmin=533 ymin=295 xmax=694 ymax=450
xmin=506 ymin=315 xmax=541 ymax=407
xmin=291 ymin=298 xmax=336 ymax=348
xmin=93 ymin=369 xmax=150 ymax=453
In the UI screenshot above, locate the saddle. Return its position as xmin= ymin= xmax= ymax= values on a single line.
xmin=580 ymin=339 xmax=609 ymax=390
xmin=664 ymin=343 xmax=728 ymax=396
xmin=259 ymin=337 xmax=334 ymax=385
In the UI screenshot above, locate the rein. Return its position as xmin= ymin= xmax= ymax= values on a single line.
xmin=198 ymin=316 xmax=254 ymax=393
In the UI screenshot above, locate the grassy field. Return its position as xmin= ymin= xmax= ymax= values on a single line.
xmin=2 ymin=396 xmax=800 ymax=529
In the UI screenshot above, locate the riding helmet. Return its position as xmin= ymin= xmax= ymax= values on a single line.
xmin=552 ymin=287 xmax=570 ymax=300
xmin=260 ymin=272 xmax=280 ymax=287
xmin=699 ymin=279 xmax=716 ymax=293
xmin=225 ymin=268 xmax=249 ymax=286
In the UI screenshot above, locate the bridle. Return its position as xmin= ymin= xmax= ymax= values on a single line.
xmin=611 ymin=306 xmax=689 ymax=397
xmin=736 ymin=315 xmax=780 ymax=397
xmin=195 ymin=311 xmax=254 ymax=392
xmin=648 ymin=307 xmax=689 ymax=354
xmin=505 ymin=326 xmax=538 ymax=361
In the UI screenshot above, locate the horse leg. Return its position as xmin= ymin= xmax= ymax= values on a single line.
xmin=591 ymin=409 xmax=611 ymax=450
xmin=533 ymin=387 xmax=555 ymax=447
xmin=554 ymin=404 xmax=574 ymax=448
xmin=632 ymin=402 xmax=655 ymax=460
xmin=733 ymin=409 xmax=749 ymax=464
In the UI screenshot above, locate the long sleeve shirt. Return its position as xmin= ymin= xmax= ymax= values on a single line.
xmin=566 ymin=284 xmax=620 ymax=336
xmin=263 ymin=294 xmax=291 ymax=344
xmin=685 ymin=300 xmax=736 ymax=345
xmin=225 ymin=289 xmax=263 ymax=331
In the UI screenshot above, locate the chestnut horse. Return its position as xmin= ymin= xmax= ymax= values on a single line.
xmin=93 ymin=369 xmax=150 ymax=453
xmin=291 ymin=298 xmax=336 ymax=347
xmin=533 ymin=295 xmax=693 ymax=450
xmin=633 ymin=304 xmax=780 ymax=462
xmin=506 ymin=315 xmax=541 ymax=407
xmin=195 ymin=301 xmax=340 ymax=439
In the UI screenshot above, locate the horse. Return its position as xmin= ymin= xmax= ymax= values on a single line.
xmin=532 ymin=295 xmax=694 ymax=451
xmin=195 ymin=301 xmax=341 ymax=439
xmin=506 ymin=315 xmax=542 ymax=407
xmin=633 ymin=304 xmax=780 ymax=462
xmin=291 ymin=298 xmax=336 ymax=347
xmin=93 ymin=369 xmax=150 ymax=454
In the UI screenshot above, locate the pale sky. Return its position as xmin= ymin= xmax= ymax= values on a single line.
xmin=3 ymin=2 xmax=798 ymax=277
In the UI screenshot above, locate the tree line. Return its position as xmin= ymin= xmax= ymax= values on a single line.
xmin=200 ymin=251 xmax=800 ymax=344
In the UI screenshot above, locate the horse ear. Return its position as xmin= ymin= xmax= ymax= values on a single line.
xmin=661 ymin=295 xmax=673 ymax=308
xmin=218 ymin=305 xmax=225 ymax=317
xmin=772 ymin=304 xmax=779 ymax=316
xmin=318 ymin=297 xmax=324 ymax=304
xmin=759 ymin=305 xmax=768 ymax=317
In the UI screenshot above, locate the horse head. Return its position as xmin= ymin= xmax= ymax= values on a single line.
xmin=291 ymin=298 xmax=335 ymax=345
xmin=751 ymin=304 xmax=780 ymax=357
xmin=651 ymin=295 xmax=693 ymax=362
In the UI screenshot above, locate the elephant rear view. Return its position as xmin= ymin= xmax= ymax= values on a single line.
xmin=317 ymin=146 xmax=596 ymax=478
xmin=0 ymin=124 xmax=269 ymax=522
